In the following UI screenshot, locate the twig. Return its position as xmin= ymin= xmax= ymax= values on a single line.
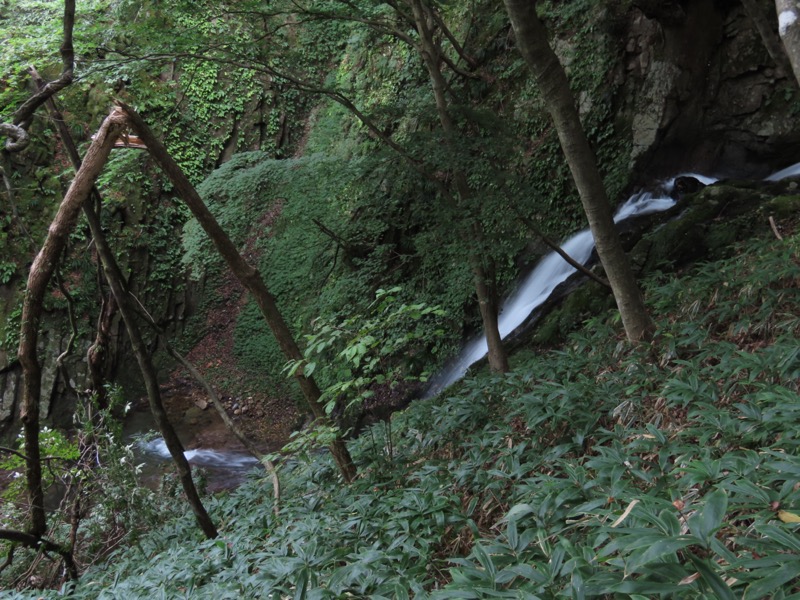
xmin=769 ymin=215 xmax=784 ymax=241
xmin=512 ymin=206 xmax=611 ymax=289
xmin=0 ymin=446 xmax=69 ymax=463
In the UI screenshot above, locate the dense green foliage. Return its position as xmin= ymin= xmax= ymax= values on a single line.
xmin=5 ymin=230 xmax=797 ymax=598
xmin=3 ymin=0 xmax=800 ymax=595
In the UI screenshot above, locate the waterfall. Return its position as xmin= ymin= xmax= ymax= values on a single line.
xmin=766 ymin=162 xmax=800 ymax=181
xmin=137 ymin=162 xmax=800 ymax=463
xmin=424 ymin=172 xmax=720 ymax=396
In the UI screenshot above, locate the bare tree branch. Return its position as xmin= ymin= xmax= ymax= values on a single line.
xmin=511 ymin=206 xmax=611 ymax=289
xmin=1 ymin=0 xmax=75 ymax=151
xmin=0 ymin=529 xmax=77 ymax=581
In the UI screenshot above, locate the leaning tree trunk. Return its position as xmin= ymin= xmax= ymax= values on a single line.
xmin=83 ymin=203 xmax=219 ymax=539
xmin=17 ymin=109 xmax=126 ymax=537
xmin=36 ymin=91 xmax=218 ymax=539
xmin=776 ymin=0 xmax=800 ymax=85
xmin=408 ymin=0 xmax=510 ymax=372
xmin=501 ymin=0 xmax=654 ymax=343
xmin=120 ymin=104 xmax=358 ymax=482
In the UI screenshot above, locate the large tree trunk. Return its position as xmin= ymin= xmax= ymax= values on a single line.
xmin=17 ymin=109 xmax=127 ymax=538
xmin=408 ymin=0 xmax=510 ymax=373
xmin=120 ymin=104 xmax=358 ymax=482
xmin=501 ymin=0 xmax=654 ymax=343
xmin=776 ymin=0 xmax=800 ymax=85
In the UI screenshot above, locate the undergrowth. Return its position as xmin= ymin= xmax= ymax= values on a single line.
xmin=12 ymin=232 xmax=800 ymax=598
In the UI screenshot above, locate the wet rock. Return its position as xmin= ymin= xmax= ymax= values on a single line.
xmin=671 ymin=176 xmax=707 ymax=200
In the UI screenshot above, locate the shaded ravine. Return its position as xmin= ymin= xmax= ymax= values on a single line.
xmin=138 ymin=163 xmax=799 ymax=472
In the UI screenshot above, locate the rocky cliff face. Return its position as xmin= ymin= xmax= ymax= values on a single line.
xmin=616 ymin=0 xmax=800 ymax=180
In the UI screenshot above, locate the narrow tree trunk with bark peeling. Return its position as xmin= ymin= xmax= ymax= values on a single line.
xmin=501 ymin=0 xmax=654 ymax=343
xmin=17 ymin=109 xmax=126 ymax=537
xmin=776 ymin=0 xmax=800 ymax=85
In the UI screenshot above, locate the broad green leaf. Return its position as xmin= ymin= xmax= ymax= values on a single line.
xmin=688 ymin=555 xmax=736 ymax=600
xmin=625 ymin=537 xmax=694 ymax=574
xmin=744 ymin=563 xmax=800 ymax=600
xmin=688 ymin=488 xmax=728 ymax=546
xmin=503 ymin=503 xmax=535 ymax=522
xmin=757 ymin=523 xmax=800 ymax=552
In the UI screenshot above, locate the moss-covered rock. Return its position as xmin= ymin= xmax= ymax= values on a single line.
xmin=530 ymin=280 xmax=614 ymax=347
xmin=767 ymin=194 xmax=800 ymax=217
xmin=629 ymin=182 xmax=783 ymax=273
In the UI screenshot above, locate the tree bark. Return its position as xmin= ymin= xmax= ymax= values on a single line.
xmin=87 ymin=294 xmax=118 ymax=409
xmin=17 ymin=109 xmax=126 ymax=538
xmin=408 ymin=0 xmax=510 ymax=373
xmin=501 ymin=0 xmax=654 ymax=343
xmin=776 ymin=0 xmax=800 ymax=85
xmin=82 ymin=202 xmax=219 ymax=539
xmin=120 ymin=104 xmax=358 ymax=482
xmin=38 ymin=92 xmax=218 ymax=538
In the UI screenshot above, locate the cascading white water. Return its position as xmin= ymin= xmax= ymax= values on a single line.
xmin=137 ymin=162 xmax=800 ymax=463
xmin=766 ymin=162 xmax=800 ymax=181
xmin=424 ymin=172 xmax=720 ymax=396
xmin=139 ymin=437 xmax=260 ymax=469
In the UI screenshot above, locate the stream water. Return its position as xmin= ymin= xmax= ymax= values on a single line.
xmin=138 ymin=162 xmax=799 ymax=473
xmin=124 ymin=407 xmax=261 ymax=490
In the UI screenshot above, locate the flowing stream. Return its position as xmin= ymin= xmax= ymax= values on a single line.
xmin=139 ymin=438 xmax=260 ymax=469
xmin=139 ymin=162 xmax=799 ymax=470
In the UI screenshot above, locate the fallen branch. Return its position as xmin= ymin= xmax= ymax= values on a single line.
xmin=0 ymin=529 xmax=77 ymax=581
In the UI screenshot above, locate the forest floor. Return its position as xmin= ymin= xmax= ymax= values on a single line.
xmin=159 ymin=277 xmax=300 ymax=455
